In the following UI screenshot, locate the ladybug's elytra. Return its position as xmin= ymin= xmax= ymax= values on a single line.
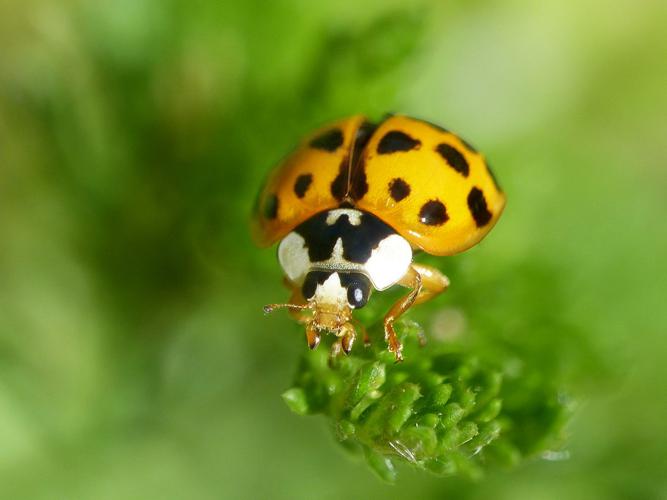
xmin=253 ymin=115 xmax=505 ymax=361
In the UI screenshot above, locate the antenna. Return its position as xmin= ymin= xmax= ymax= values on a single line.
xmin=263 ymin=302 xmax=312 ymax=315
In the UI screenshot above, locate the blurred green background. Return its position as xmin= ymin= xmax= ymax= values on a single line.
xmin=1 ymin=0 xmax=665 ymax=498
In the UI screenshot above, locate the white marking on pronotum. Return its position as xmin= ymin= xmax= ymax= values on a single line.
xmin=326 ymin=208 xmax=362 ymax=226
xmin=331 ymin=238 xmax=345 ymax=261
xmin=278 ymin=232 xmax=310 ymax=282
xmin=364 ymin=234 xmax=412 ymax=290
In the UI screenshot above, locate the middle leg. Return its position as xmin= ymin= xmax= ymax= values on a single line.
xmin=383 ymin=263 xmax=450 ymax=361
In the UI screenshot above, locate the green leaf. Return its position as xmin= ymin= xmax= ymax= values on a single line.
xmin=281 ymin=327 xmax=571 ymax=479
xmin=281 ymin=388 xmax=309 ymax=415
xmin=364 ymin=446 xmax=397 ymax=483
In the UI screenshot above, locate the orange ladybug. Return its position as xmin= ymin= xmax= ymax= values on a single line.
xmin=253 ymin=115 xmax=505 ymax=361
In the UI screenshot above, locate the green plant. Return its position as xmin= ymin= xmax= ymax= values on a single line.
xmin=282 ymin=319 xmax=571 ymax=482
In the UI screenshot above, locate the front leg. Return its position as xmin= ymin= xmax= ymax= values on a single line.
xmin=276 ymin=277 xmax=321 ymax=349
xmin=282 ymin=277 xmax=310 ymax=323
xmin=384 ymin=263 xmax=449 ymax=362
xmin=329 ymin=322 xmax=356 ymax=360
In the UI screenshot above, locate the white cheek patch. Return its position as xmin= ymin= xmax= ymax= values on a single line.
xmin=364 ymin=234 xmax=412 ymax=290
xmin=278 ymin=232 xmax=310 ymax=283
xmin=314 ymin=272 xmax=347 ymax=306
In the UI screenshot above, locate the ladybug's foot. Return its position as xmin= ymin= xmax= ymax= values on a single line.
xmin=340 ymin=325 xmax=356 ymax=355
xmin=328 ymin=323 xmax=357 ymax=362
xmin=306 ymin=325 xmax=321 ymax=350
xmin=384 ymin=320 xmax=404 ymax=363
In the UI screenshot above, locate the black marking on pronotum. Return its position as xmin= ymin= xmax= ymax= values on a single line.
xmin=263 ymin=194 xmax=279 ymax=220
xmin=467 ymin=187 xmax=492 ymax=227
xmin=330 ymin=158 xmax=348 ymax=201
xmin=389 ymin=178 xmax=410 ymax=202
xmin=310 ymin=128 xmax=344 ymax=151
xmin=419 ymin=200 xmax=448 ymax=226
xmin=348 ymin=121 xmax=377 ymax=202
xmin=295 ymin=211 xmax=395 ymax=264
xmin=377 ymin=131 xmax=421 ymax=154
xmin=436 ymin=143 xmax=469 ymax=177
xmin=293 ymin=174 xmax=312 ymax=198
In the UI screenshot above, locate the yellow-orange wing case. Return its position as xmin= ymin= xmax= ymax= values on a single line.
xmin=352 ymin=116 xmax=506 ymax=256
xmin=252 ymin=116 xmax=366 ymax=247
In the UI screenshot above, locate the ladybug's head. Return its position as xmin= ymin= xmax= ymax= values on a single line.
xmin=301 ymin=270 xmax=371 ymax=310
xmin=263 ymin=270 xmax=372 ymax=335
xmin=297 ymin=270 xmax=370 ymax=333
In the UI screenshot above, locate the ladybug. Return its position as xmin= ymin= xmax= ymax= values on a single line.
xmin=253 ymin=115 xmax=505 ymax=361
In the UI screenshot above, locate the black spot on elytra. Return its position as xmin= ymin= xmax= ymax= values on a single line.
xmin=293 ymin=174 xmax=312 ymax=198
xmin=330 ymin=158 xmax=348 ymax=201
xmin=310 ymin=128 xmax=344 ymax=151
xmin=467 ymin=187 xmax=492 ymax=227
xmin=348 ymin=121 xmax=377 ymax=202
xmin=389 ymin=178 xmax=410 ymax=202
xmin=436 ymin=143 xmax=469 ymax=177
xmin=350 ymin=158 xmax=368 ymax=200
xmin=353 ymin=121 xmax=377 ymax=160
xmin=295 ymin=211 xmax=395 ymax=263
xmin=377 ymin=131 xmax=421 ymax=154
xmin=263 ymin=194 xmax=279 ymax=220
xmin=419 ymin=200 xmax=448 ymax=226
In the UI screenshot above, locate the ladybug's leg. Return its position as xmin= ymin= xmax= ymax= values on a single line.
xmin=340 ymin=322 xmax=356 ymax=354
xmin=383 ymin=267 xmax=421 ymax=362
xmin=383 ymin=264 xmax=449 ymax=361
xmin=282 ymin=277 xmax=310 ymax=323
xmin=276 ymin=277 xmax=318 ymax=349
xmin=408 ymin=263 xmax=450 ymax=307
xmin=329 ymin=322 xmax=356 ymax=359
xmin=305 ymin=322 xmax=321 ymax=350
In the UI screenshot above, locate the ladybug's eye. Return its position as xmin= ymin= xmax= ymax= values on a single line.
xmin=345 ymin=276 xmax=371 ymax=309
xmin=302 ymin=274 xmax=318 ymax=299
xmin=347 ymin=284 xmax=368 ymax=308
